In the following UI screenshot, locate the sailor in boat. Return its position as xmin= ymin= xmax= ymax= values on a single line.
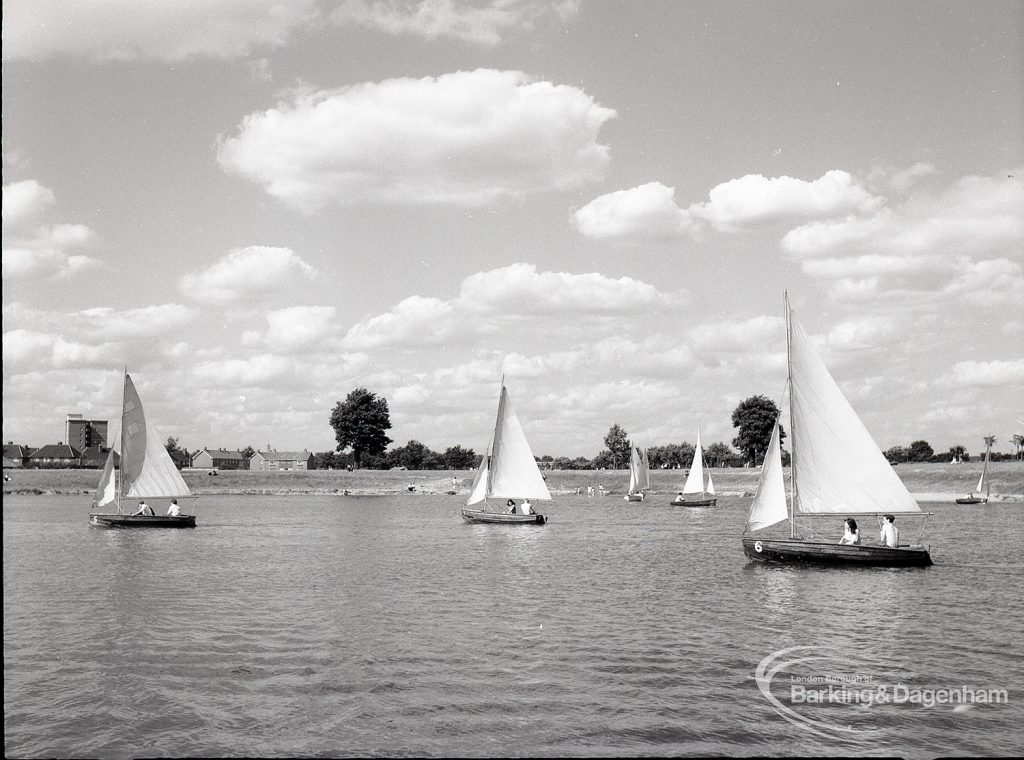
xmin=520 ymin=499 xmax=534 ymax=515
xmin=167 ymin=499 xmax=181 ymax=517
xmin=838 ymin=517 xmax=861 ymax=545
xmin=132 ymin=500 xmax=154 ymax=516
xmin=507 ymin=499 xmax=517 ymax=514
xmin=674 ymin=491 xmax=684 ymax=503
xmin=879 ymin=514 xmax=899 ymax=547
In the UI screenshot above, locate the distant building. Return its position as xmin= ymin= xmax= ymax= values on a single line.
xmin=249 ymin=449 xmax=314 ymax=471
xmin=3 ymin=443 xmax=33 ymax=468
xmin=28 ymin=443 xmax=82 ymax=468
xmin=65 ymin=414 xmax=108 ymax=451
xmin=191 ymin=448 xmax=247 ymax=470
xmin=79 ymin=446 xmax=118 ymax=470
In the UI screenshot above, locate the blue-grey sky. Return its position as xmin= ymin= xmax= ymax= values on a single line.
xmin=3 ymin=0 xmax=1022 ymax=458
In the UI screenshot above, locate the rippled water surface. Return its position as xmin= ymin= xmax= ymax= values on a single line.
xmin=4 ymin=494 xmax=1023 ymax=757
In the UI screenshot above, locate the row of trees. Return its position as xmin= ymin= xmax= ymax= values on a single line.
xmin=323 ymin=389 xmax=791 ymax=471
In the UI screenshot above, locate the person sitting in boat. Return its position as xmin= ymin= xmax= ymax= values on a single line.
xmin=520 ymin=499 xmax=533 ymax=515
xmin=838 ymin=518 xmax=861 ymax=545
xmin=879 ymin=514 xmax=899 ymax=548
xmin=507 ymin=499 xmax=517 ymax=514
xmin=674 ymin=492 xmax=684 ymax=503
xmin=167 ymin=499 xmax=181 ymax=517
xmin=133 ymin=500 xmax=154 ymax=516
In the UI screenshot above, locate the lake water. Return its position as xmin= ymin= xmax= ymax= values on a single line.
xmin=4 ymin=493 xmax=1022 ymax=758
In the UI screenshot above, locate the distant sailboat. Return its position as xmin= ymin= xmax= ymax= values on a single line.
xmin=462 ymin=380 xmax=550 ymax=525
xmin=741 ymin=294 xmax=932 ymax=567
xmin=624 ymin=446 xmax=650 ymax=502
xmin=956 ymin=441 xmax=991 ymax=504
xmin=89 ymin=372 xmax=197 ymax=528
xmin=671 ymin=427 xmax=716 ymax=507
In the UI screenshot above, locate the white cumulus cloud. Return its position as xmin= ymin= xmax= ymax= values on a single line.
xmin=217 ymin=69 xmax=615 ymax=211
xmin=2 ymin=0 xmax=320 ymax=62
xmin=180 ymin=246 xmax=316 ymax=304
xmin=949 ymin=359 xmax=1024 ymax=387
xmin=573 ymin=182 xmax=699 ymax=242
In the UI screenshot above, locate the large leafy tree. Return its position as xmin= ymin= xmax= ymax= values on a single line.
xmin=443 ymin=445 xmax=477 ymax=470
xmin=329 ymin=388 xmax=393 ymax=468
xmin=603 ymin=424 xmax=632 ymax=469
xmin=731 ymin=395 xmax=786 ymax=465
xmin=906 ymin=439 xmax=934 ymax=462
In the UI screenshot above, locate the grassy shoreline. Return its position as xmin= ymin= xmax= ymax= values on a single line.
xmin=3 ymin=462 xmax=1021 ymax=501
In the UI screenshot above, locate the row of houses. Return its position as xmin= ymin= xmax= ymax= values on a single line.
xmin=4 ymin=443 xmax=115 ymax=469
xmin=4 ymin=442 xmax=313 ymax=471
xmin=191 ymin=448 xmax=313 ymax=471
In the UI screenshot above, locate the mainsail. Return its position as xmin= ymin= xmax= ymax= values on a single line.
xmin=788 ymin=307 xmax=919 ymax=516
xmin=976 ymin=446 xmax=990 ymax=496
xmin=466 ymin=384 xmax=551 ymax=505
xmin=682 ymin=428 xmax=709 ymax=495
xmin=627 ymin=447 xmax=649 ymax=495
xmin=120 ymin=373 xmax=191 ymax=499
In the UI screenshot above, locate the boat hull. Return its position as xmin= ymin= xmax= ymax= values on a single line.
xmin=461 ymin=508 xmax=546 ymax=525
xmin=90 ymin=514 xmax=196 ymax=528
xmin=624 ymin=493 xmax=644 ymax=502
xmin=954 ymin=496 xmax=987 ymax=504
xmin=742 ymin=537 xmax=931 ymax=567
xmin=670 ymin=497 xmax=717 ymax=507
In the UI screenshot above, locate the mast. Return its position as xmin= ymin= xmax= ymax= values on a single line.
xmin=785 ymin=292 xmax=797 ymax=539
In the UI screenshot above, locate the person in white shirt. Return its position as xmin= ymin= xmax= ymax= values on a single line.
xmin=520 ymin=499 xmax=533 ymax=515
xmin=167 ymin=499 xmax=181 ymax=517
xmin=838 ymin=518 xmax=861 ymax=545
xmin=133 ymin=501 xmax=154 ymax=516
xmin=879 ymin=514 xmax=899 ymax=547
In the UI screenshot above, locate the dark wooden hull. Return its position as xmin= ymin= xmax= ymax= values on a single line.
xmin=90 ymin=513 xmax=196 ymax=528
xmin=461 ymin=508 xmax=546 ymax=525
xmin=954 ymin=496 xmax=987 ymax=504
xmin=670 ymin=497 xmax=717 ymax=507
xmin=742 ymin=537 xmax=931 ymax=567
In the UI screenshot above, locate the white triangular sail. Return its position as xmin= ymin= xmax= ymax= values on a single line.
xmin=466 ymin=445 xmax=491 ymax=506
xmin=93 ymin=445 xmax=117 ymax=509
xmin=976 ymin=447 xmax=990 ymax=495
xmin=627 ymin=447 xmax=643 ymax=495
xmin=788 ymin=312 xmax=919 ymax=515
xmin=121 ymin=373 xmax=191 ymax=499
xmin=682 ymin=428 xmax=706 ymax=495
xmin=746 ymin=417 xmax=788 ymax=530
xmin=639 ymin=449 xmax=651 ymax=491
xmin=471 ymin=384 xmax=551 ymax=503
xmin=706 ymin=470 xmax=715 ymax=495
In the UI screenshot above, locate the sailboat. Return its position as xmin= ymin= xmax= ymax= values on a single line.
xmin=741 ymin=295 xmax=932 ymax=567
xmin=955 ymin=442 xmax=991 ymax=504
xmin=461 ymin=380 xmax=550 ymax=525
xmin=671 ymin=427 xmax=716 ymax=506
xmin=89 ymin=372 xmax=197 ymax=528
xmin=624 ymin=446 xmax=650 ymax=501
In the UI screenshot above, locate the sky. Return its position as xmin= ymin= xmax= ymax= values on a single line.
xmin=2 ymin=0 xmax=1022 ymax=460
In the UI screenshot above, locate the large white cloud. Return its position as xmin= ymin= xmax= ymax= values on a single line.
xmin=217 ymin=69 xmax=615 ymax=210
xmin=2 ymin=180 xmax=55 ymax=230
xmin=573 ymin=182 xmax=699 ymax=242
xmin=2 ymin=181 xmax=101 ymax=280
xmin=2 ymin=0 xmax=320 ymax=62
xmin=342 ymin=263 xmax=670 ymax=349
xmin=575 ymin=170 xmax=881 ymax=243
xmin=330 ymin=0 xmax=580 ymax=46
xmin=179 ymin=246 xmax=317 ymax=304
